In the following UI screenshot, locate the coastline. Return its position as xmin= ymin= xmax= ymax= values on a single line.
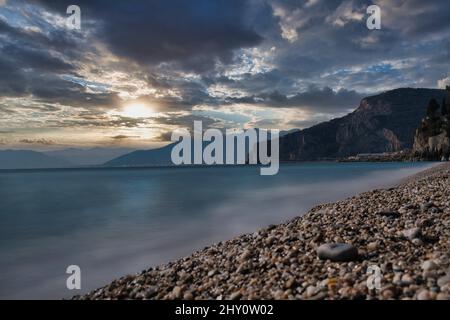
xmin=74 ymin=162 xmax=450 ymax=300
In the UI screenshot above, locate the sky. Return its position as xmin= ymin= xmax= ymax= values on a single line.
xmin=0 ymin=0 xmax=449 ymax=150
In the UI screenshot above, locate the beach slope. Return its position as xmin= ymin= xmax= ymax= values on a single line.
xmin=75 ymin=163 xmax=450 ymax=300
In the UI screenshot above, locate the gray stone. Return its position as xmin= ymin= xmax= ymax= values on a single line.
xmin=420 ymin=202 xmax=434 ymax=211
xmin=377 ymin=210 xmax=400 ymax=218
xmin=401 ymin=274 xmax=414 ymax=286
xmin=421 ymin=260 xmax=438 ymax=271
xmin=172 ymin=286 xmax=182 ymax=299
xmin=317 ymin=243 xmax=358 ymax=262
xmin=183 ymin=291 xmax=194 ymax=300
xmin=305 ymin=285 xmax=319 ymax=297
xmin=403 ymin=227 xmax=421 ymax=240
xmin=417 ymin=290 xmax=430 ymax=300
xmin=436 ymin=293 xmax=450 ymax=300
xmin=437 ymin=275 xmax=450 ymax=287
xmin=229 ymin=291 xmax=242 ymax=300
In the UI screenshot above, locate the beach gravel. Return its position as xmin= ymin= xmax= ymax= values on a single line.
xmin=74 ymin=163 xmax=450 ymax=300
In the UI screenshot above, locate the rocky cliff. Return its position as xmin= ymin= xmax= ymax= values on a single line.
xmin=412 ymin=87 xmax=450 ymax=160
xmin=280 ymin=88 xmax=447 ymax=161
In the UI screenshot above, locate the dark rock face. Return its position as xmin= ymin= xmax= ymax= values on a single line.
xmin=280 ymin=88 xmax=446 ymax=161
xmin=413 ymin=87 xmax=450 ymax=161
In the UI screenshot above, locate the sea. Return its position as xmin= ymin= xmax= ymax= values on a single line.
xmin=0 ymin=162 xmax=435 ymax=299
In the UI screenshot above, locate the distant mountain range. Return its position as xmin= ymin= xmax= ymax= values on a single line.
xmin=0 ymin=150 xmax=72 ymax=169
xmin=279 ymin=88 xmax=446 ymax=160
xmin=1 ymin=88 xmax=446 ymax=169
xmin=43 ymin=147 xmax=134 ymax=166
xmin=104 ymin=130 xmax=276 ymax=167
xmin=0 ymin=148 xmax=134 ymax=169
xmin=105 ymin=144 xmax=175 ymax=167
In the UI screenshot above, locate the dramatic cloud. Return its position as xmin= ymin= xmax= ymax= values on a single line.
xmin=19 ymin=138 xmax=55 ymax=145
xmin=1 ymin=0 xmax=449 ymax=149
xmin=35 ymin=0 xmax=263 ymax=72
xmin=438 ymin=76 xmax=450 ymax=89
xmin=265 ymin=86 xmax=364 ymax=112
xmin=110 ymin=135 xmax=140 ymax=140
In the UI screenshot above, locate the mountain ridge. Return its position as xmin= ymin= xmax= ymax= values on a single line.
xmin=412 ymin=87 xmax=450 ymax=160
xmin=279 ymin=88 xmax=446 ymax=161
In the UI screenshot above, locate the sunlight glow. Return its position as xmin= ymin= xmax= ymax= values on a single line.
xmin=118 ymin=103 xmax=155 ymax=118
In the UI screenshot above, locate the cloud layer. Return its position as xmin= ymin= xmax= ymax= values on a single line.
xmin=1 ymin=0 xmax=449 ymax=148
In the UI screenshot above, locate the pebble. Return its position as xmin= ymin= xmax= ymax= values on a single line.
xmin=437 ymin=275 xmax=450 ymax=287
xmin=367 ymin=241 xmax=378 ymax=251
xmin=420 ymin=202 xmax=434 ymax=212
xmin=144 ymin=286 xmax=158 ymax=298
xmin=378 ymin=210 xmax=400 ymax=218
xmin=229 ymin=291 xmax=242 ymax=300
xmin=306 ymin=285 xmax=318 ymax=297
xmin=417 ymin=290 xmax=431 ymax=300
xmin=208 ymin=269 xmax=217 ymax=277
xmin=317 ymin=243 xmax=359 ymax=262
xmin=172 ymin=286 xmax=182 ymax=299
xmin=284 ymin=277 xmax=295 ymax=289
xmin=436 ymin=293 xmax=450 ymax=300
xmin=183 ymin=291 xmax=194 ymax=300
xmin=382 ymin=289 xmax=395 ymax=299
xmin=403 ymin=227 xmax=421 ymax=240
xmin=239 ymin=249 xmax=252 ymax=261
xmin=401 ymin=274 xmax=414 ymax=286
xmin=421 ymin=260 xmax=438 ymax=271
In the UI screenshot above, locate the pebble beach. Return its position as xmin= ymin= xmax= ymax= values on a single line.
xmin=74 ymin=162 xmax=450 ymax=300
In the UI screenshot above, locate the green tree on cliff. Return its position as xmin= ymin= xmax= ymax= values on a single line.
xmin=426 ymin=98 xmax=440 ymax=117
xmin=442 ymin=98 xmax=448 ymax=116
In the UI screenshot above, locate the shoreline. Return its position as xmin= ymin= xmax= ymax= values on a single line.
xmin=74 ymin=162 xmax=450 ymax=300
xmin=0 ymin=160 xmax=432 ymax=173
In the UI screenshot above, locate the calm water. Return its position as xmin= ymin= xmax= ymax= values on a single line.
xmin=0 ymin=162 xmax=435 ymax=299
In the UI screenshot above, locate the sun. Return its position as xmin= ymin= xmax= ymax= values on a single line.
xmin=118 ymin=103 xmax=154 ymax=118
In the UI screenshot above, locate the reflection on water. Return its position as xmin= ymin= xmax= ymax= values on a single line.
xmin=0 ymin=162 xmax=434 ymax=299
